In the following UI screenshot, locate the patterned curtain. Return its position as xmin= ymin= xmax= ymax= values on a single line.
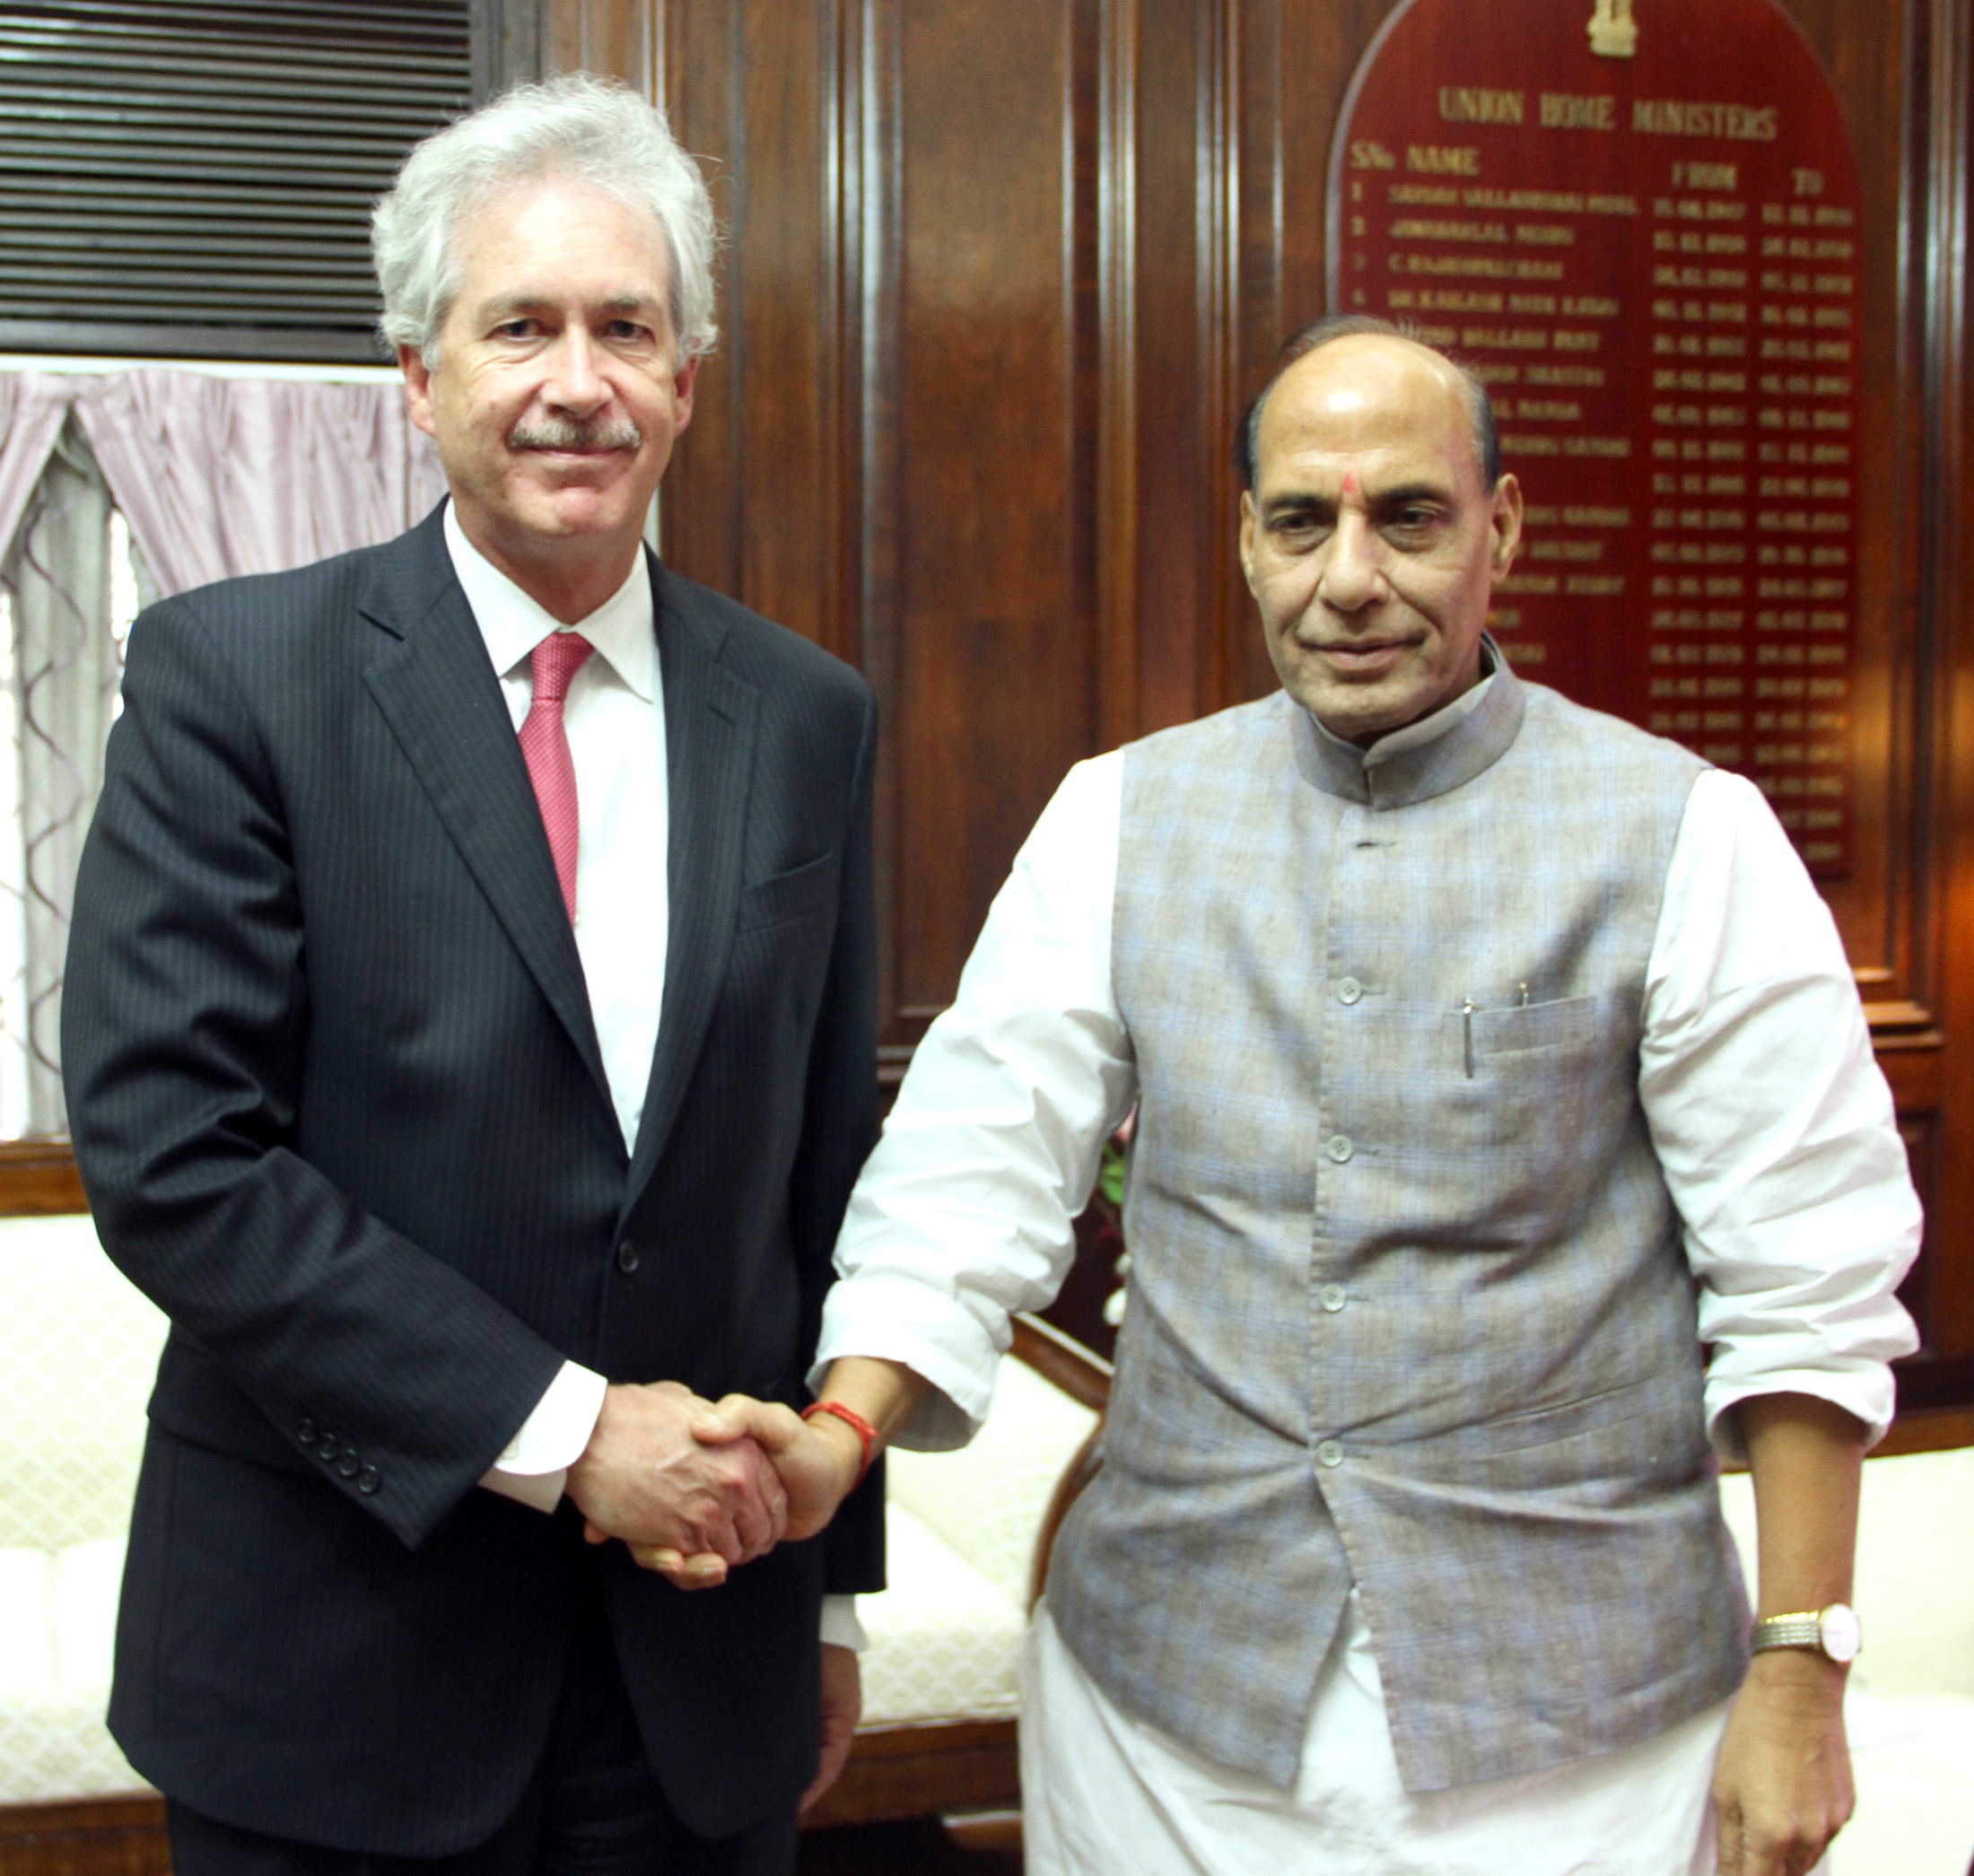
xmin=0 ymin=366 xmax=441 ymax=1139
xmin=0 ymin=419 xmax=134 ymax=1135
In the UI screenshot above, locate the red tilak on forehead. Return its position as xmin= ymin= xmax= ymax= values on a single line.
xmin=1341 ymin=469 xmax=1361 ymax=500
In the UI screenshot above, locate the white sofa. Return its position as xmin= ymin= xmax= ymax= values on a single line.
xmin=0 ymin=1211 xmax=1098 ymax=1818
xmin=2 ymin=1209 xmax=1970 ymax=1874
xmin=0 ymin=1212 xmax=159 ymax=1803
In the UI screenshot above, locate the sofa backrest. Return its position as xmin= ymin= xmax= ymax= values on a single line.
xmin=0 ymin=1212 xmax=166 ymax=1551
xmin=886 ymin=1355 xmax=1099 ymax=1610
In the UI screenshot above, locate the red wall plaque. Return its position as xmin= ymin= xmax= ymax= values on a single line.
xmin=1328 ymin=0 xmax=1864 ymax=876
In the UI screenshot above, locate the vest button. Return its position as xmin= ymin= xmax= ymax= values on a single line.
xmin=616 ymin=1239 xmax=642 ymax=1274
xmin=1316 ymin=1439 xmax=1345 ymax=1469
xmin=1337 ymin=976 xmax=1364 ymax=1005
xmin=1320 ymin=1284 xmax=1347 ymax=1313
xmin=1325 ymin=1133 xmax=1354 ymax=1164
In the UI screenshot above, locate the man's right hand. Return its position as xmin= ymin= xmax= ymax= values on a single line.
xmin=564 ymin=1380 xmax=788 ymax=1589
xmin=691 ymin=1396 xmax=865 ymax=1540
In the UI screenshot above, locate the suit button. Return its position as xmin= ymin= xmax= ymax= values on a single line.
xmin=1325 ymin=1134 xmax=1354 ymax=1165
xmin=1316 ymin=1439 xmax=1345 ymax=1469
xmin=356 ymin=1466 xmax=381 ymax=1496
xmin=315 ymin=1434 xmax=340 ymax=1462
xmin=295 ymin=1418 xmax=318 ymax=1446
xmin=616 ymin=1239 xmax=642 ymax=1274
xmin=336 ymin=1449 xmax=362 ymax=1479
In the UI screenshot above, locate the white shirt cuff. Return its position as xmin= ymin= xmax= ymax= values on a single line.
xmin=479 ymin=1360 xmax=609 ymax=1514
xmin=821 ymin=1594 xmax=867 ymax=1652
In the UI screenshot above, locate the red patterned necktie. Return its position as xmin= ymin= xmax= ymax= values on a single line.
xmin=519 ymin=630 xmax=595 ymax=921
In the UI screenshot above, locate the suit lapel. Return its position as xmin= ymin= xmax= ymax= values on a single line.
xmin=357 ymin=511 xmax=612 ymax=1114
xmin=624 ymin=560 xmax=760 ymax=1207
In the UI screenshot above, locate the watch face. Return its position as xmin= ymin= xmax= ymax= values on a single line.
xmin=1820 ymin=1603 xmax=1862 ymax=1663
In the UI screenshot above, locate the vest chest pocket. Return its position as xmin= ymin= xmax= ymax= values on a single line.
xmin=1465 ymin=994 xmax=1596 ymax=1060
xmin=1436 ymin=995 xmax=1609 ymax=1180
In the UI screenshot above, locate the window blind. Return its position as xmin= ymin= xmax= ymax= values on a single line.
xmin=0 ymin=2 xmax=472 ymax=362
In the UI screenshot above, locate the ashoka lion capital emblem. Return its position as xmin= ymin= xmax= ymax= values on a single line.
xmin=1589 ymin=0 xmax=1639 ymax=57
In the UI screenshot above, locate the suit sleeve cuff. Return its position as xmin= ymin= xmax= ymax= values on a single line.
xmin=479 ymin=1360 xmax=608 ymax=1514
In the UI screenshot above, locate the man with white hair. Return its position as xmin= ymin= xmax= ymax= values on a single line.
xmin=63 ymin=76 xmax=879 ymax=1874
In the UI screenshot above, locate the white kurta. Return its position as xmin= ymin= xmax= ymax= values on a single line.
xmin=817 ymin=676 xmax=1917 ymax=1866
xmin=1020 ymin=1600 xmax=1743 ymax=1876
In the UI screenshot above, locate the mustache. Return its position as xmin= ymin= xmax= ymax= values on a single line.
xmin=507 ymin=416 xmax=643 ymax=450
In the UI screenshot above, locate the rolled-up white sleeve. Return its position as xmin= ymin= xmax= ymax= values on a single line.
xmin=813 ymin=753 xmax=1137 ymax=1451
xmin=1639 ymin=769 xmax=1921 ymax=1456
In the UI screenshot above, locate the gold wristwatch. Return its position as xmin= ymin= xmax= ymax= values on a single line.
xmin=1750 ymin=1603 xmax=1861 ymax=1663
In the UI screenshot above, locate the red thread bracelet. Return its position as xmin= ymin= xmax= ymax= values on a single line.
xmin=801 ymin=1399 xmax=878 ymax=1488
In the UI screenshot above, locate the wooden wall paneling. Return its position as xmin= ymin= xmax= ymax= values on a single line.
xmin=610 ymin=0 xmax=852 ymax=653
xmin=849 ymin=0 xmax=908 ymax=1078
xmin=545 ymin=0 xmax=659 ymax=96
xmin=1096 ymin=0 xmax=1140 ymax=748
xmin=885 ymin=0 xmax=1100 ymax=1045
xmin=473 ymin=0 xmax=548 ymax=100
xmin=1107 ymin=0 xmax=1210 ymax=739
xmin=1183 ymin=0 xmax=1240 ymax=718
xmin=1910 ymin=0 xmax=1974 ymax=1401
xmin=645 ymin=0 xmax=742 ymax=598
xmin=1220 ymin=0 xmax=1279 ymax=711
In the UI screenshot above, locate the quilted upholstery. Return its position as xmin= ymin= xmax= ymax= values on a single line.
xmin=865 ymin=1357 xmax=1099 ymax=1724
xmin=4 ymin=1200 xmax=1972 ymax=1876
xmin=0 ymin=1537 xmax=142 ymax=1802
xmin=0 ymin=1213 xmax=166 ymax=1552
xmin=0 ymin=1213 xmax=160 ymax=1801
xmin=0 ymin=1211 xmax=1102 ymax=1802
xmin=887 ymin=1356 xmax=1098 ymax=1610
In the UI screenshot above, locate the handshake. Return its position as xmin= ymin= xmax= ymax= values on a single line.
xmin=563 ymin=1372 xmax=884 ymax=1591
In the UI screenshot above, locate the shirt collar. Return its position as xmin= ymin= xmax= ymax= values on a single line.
xmin=443 ymin=500 xmax=657 ymax=702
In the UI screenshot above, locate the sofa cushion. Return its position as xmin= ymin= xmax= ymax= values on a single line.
xmin=887 ymin=1355 xmax=1098 ymax=1610
xmin=0 ymin=1536 xmax=146 ymax=1802
xmin=0 ymin=1213 xmax=166 ymax=1551
xmin=858 ymin=1505 xmax=1026 ymax=1727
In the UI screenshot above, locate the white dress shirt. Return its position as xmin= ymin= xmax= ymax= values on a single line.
xmin=444 ymin=509 xmax=861 ymax=1647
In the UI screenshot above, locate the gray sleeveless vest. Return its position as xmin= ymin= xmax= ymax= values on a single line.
xmin=1044 ymin=662 xmax=1749 ymax=1793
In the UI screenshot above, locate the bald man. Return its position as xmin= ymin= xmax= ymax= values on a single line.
xmin=729 ymin=318 xmax=1919 ymax=1875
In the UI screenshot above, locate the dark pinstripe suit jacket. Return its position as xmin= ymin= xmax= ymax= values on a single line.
xmin=61 ymin=504 xmax=883 ymax=1854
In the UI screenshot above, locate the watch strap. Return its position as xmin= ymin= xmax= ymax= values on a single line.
xmin=1751 ymin=1611 xmax=1825 ymax=1653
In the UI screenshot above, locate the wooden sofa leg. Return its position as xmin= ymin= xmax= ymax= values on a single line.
xmin=0 ymin=1793 xmax=170 ymax=1876
xmin=940 ymin=1808 xmax=1023 ymax=1854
